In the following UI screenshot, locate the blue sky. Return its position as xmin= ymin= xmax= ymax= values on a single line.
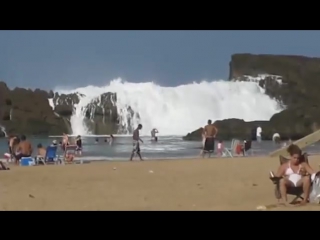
xmin=1 ymin=30 xmax=320 ymax=90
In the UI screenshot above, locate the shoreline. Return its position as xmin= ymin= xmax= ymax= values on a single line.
xmin=2 ymin=151 xmax=320 ymax=164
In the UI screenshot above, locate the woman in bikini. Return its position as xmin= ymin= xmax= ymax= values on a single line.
xmin=274 ymin=144 xmax=316 ymax=206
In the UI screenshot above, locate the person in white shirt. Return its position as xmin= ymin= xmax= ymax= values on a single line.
xmin=272 ymin=133 xmax=281 ymax=144
xmin=151 ymin=128 xmax=159 ymax=142
xmin=256 ymin=126 xmax=262 ymax=143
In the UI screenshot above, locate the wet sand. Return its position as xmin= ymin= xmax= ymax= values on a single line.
xmin=1 ymin=156 xmax=320 ymax=210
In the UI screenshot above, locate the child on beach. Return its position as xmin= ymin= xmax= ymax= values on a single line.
xmin=217 ymin=140 xmax=224 ymax=156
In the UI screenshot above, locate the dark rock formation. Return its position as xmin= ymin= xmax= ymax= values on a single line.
xmin=51 ymin=92 xmax=139 ymax=134
xmin=0 ymin=82 xmax=69 ymax=136
xmin=83 ymin=93 xmax=139 ymax=134
xmin=83 ymin=93 xmax=118 ymax=134
xmin=184 ymin=53 xmax=320 ymax=141
xmin=52 ymin=92 xmax=83 ymax=117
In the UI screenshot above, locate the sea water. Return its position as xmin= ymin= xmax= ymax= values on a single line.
xmin=1 ymin=136 xmax=320 ymax=161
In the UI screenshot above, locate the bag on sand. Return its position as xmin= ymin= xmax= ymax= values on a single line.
xmin=310 ymin=175 xmax=320 ymax=204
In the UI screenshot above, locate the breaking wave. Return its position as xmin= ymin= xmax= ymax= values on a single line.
xmin=55 ymin=78 xmax=283 ymax=136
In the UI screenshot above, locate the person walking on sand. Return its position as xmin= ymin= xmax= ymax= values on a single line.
xmin=130 ymin=124 xmax=144 ymax=161
xmin=202 ymin=119 xmax=218 ymax=158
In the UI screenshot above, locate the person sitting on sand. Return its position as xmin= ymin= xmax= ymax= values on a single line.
xmin=37 ymin=143 xmax=46 ymax=158
xmin=13 ymin=135 xmax=33 ymax=165
xmin=51 ymin=140 xmax=58 ymax=147
xmin=35 ymin=143 xmax=46 ymax=164
xmin=0 ymin=160 xmax=9 ymax=170
xmin=8 ymin=135 xmax=17 ymax=161
xmin=273 ymin=144 xmax=316 ymax=206
xmin=65 ymin=152 xmax=74 ymax=163
xmin=217 ymin=140 xmax=224 ymax=156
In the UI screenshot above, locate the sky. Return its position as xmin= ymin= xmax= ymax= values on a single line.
xmin=1 ymin=30 xmax=320 ymax=90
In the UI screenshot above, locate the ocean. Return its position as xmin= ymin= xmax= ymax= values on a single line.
xmin=1 ymin=136 xmax=320 ymax=161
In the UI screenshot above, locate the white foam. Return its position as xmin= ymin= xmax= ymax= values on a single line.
xmin=55 ymin=78 xmax=283 ymax=136
xmin=48 ymin=98 xmax=54 ymax=110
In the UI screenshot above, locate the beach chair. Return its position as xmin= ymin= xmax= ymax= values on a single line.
xmin=223 ymin=139 xmax=240 ymax=158
xmin=270 ymin=153 xmax=309 ymax=203
xmin=36 ymin=146 xmax=61 ymax=165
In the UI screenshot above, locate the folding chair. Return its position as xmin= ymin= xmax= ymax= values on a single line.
xmin=271 ymin=153 xmax=309 ymax=204
xmin=223 ymin=139 xmax=240 ymax=158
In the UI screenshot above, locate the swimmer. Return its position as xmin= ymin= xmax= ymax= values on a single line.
xmin=151 ymin=128 xmax=158 ymax=142
xmin=109 ymin=135 xmax=114 ymax=145
xmin=75 ymin=135 xmax=82 ymax=155
xmin=272 ymin=133 xmax=281 ymax=144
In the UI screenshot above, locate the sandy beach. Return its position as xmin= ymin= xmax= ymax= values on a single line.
xmin=1 ymin=156 xmax=320 ymax=210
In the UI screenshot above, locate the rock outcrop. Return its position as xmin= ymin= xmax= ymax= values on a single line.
xmin=51 ymin=92 xmax=139 ymax=134
xmin=0 ymin=82 xmax=69 ymax=136
xmin=184 ymin=53 xmax=320 ymax=141
xmin=52 ymin=92 xmax=83 ymax=117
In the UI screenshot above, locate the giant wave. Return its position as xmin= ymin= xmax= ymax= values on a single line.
xmin=54 ymin=78 xmax=283 ymax=136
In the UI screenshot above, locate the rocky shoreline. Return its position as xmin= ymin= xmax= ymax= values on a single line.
xmin=1 ymin=53 xmax=320 ymax=138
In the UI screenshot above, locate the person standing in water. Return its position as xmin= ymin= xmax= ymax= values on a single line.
xmin=109 ymin=135 xmax=114 ymax=145
xmin=62 ymin=133 xmax=69 ymax=151
xmin=130 ymin=124 xmax=144 ymax=161
xmin=75 ymin=135 xmax=82 ymax=155
xmin=256 ymin=126 xmax=262 ymax=143
xmin=202 ymin=120 xmax=218 ymax=158
xmin=151 ymin=128 xmax=158 ymax=142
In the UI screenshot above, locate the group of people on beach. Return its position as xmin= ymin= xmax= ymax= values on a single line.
xmin=4 ymin=133 xmax=84 ymax=165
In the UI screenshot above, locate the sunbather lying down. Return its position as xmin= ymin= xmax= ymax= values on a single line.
xmin=0 ymin=161 xmax=9 ymax=170
xmin=274 ymin=144 xmax=317 ymax=206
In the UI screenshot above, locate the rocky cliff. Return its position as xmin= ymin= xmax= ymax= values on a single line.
xmin=184 ymin=53 xmax=320 ymax=141
xmin=51 ymin=92 xmax=138 ymax=135
xmin=0 ymin=82 xmax=69 ymax=137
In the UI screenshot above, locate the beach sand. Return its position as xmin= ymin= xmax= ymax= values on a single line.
xmin=1 ymin=156 xmax=320 ymax=210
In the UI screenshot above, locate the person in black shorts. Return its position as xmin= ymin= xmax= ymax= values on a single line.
xmin=130 ymin=124 xmax=144 ymax=161
xmin=75 ymin=135 xmax=82 ymax=155
xmin=202 ymin=119 xmax=218 ymax=158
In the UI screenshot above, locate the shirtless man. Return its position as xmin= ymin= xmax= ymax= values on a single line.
xmin=130 ymin=124 xmax=144 ymax=161
xmin=62 ymin=133 xmax=69 ymax=151
xmin=202 ymin=119 xmax=218 ymax=158
xmin=14 ymin=135 xmax=33 ymax=165
xmin=151 ymin=128 xmax=158 ymax=141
